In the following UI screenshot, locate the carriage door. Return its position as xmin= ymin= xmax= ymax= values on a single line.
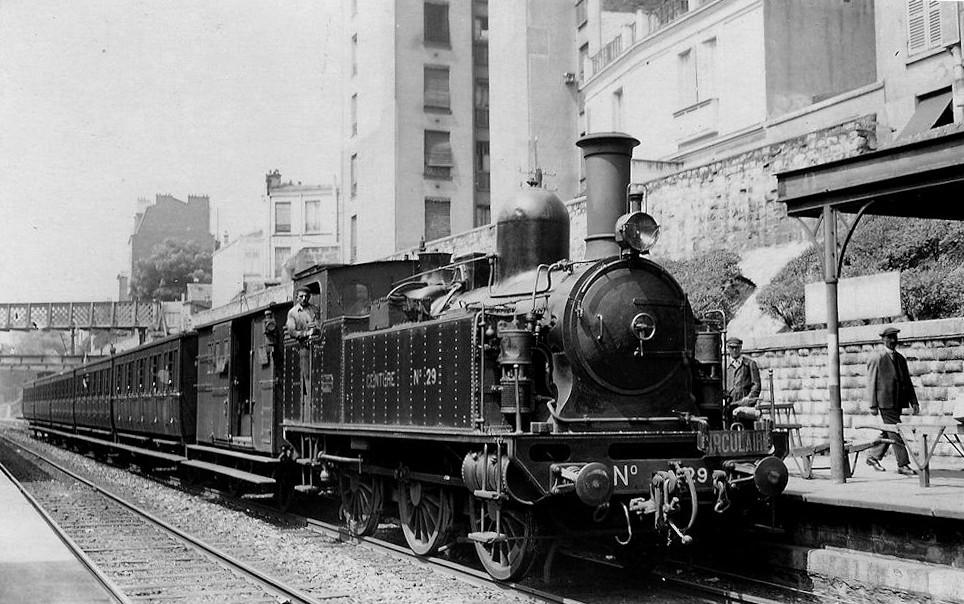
xmin=247 ymin=313 xmax=275 ymax=453
xmin=210 ymin=323 xmax=233 ymax=442
xmin=230 ymin=318 xmax=253 ymax=445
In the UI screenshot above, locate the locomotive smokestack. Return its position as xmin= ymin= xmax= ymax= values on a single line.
xmin=576 ymin=132 xmax=640 ymax=260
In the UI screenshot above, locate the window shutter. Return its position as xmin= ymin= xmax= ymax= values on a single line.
xmin=925 ymin=0 xmax=942 ymax=49
xmin=424 ymin=67 xmax=450 ymax=108
xmin=907 ymin=0 xmax=926 ymax=54
xmin=427 ymin=141 xmax=453 ymax=167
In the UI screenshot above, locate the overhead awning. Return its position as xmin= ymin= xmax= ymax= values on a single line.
xmin=777 ymin=122 xmax=964 ymax=219
xmin=895 ymin=91 xmax=952 ymax=141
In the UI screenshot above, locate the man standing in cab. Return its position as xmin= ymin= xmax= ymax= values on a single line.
xmin=285 ymin=285 xmax=319 ymax=401
xmin=865 ymin=326 xmax=920 ymax=476
xmin=725 ymin=336 xmax=762 ymax=427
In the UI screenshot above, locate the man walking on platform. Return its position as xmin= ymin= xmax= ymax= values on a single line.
xmin=865 ymin=326 xmax=920 ymax=476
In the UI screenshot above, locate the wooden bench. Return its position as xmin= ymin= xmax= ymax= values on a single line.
xmin=789 ymin=440 xmax=879 ymax=479
xmin=856 ymin=423 xmax=962 ymax=487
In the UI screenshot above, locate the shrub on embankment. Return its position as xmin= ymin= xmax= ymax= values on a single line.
xmin=758 ymin=217 xmax=964 ymax=331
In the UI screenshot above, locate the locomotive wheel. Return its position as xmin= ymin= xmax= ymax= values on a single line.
xmin=339 ymin=472 xmax=383 ymax=536
xmin=397 ymin=480 xmax=453 ymax=556
xmin=468 ymin=498 xmax=540 ymax=581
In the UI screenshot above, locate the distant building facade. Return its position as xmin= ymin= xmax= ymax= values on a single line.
xmin=342 ymin=0 xmax=491 ymax=262
xmin=211 ymin=230 xmax=266 ymax=307
xmin=127 ymin=194 xmax=214 ymax=301
xmin=265 ymin=170 xmax=341 ymax=281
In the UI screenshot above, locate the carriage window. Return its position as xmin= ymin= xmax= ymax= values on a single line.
xmin=149 ymin=355 xmax=157 ymax=390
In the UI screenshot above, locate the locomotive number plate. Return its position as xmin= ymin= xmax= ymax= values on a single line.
xmin=705 ymin=430 xmax=770 ymax=457
xmin=611 ymin=459 xmax=713 ymax=493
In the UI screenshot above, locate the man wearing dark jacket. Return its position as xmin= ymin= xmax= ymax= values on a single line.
xmin=725 ymin=337 xmax=761 ymax=426
xmin=865 ymin=326 xmax=920 ymax=475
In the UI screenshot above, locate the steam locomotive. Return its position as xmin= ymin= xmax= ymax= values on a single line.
xmin=21 ymin=132 xmax=788 ymax=581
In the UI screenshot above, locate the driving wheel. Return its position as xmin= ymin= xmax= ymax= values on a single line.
xmin=397 ymin=480 xmax=453 ymax=556
xmin=468 ymin=498 xmax=540 ymax=581
xmin=339 ymin=472 xmax=383 ymax=536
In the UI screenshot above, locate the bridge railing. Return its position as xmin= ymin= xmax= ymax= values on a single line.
xmin=0 ymin=301 xmax=162 ymax=331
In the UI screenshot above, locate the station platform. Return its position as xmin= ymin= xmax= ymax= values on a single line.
xmin=0 ymin=465 xmax=119 ymax=603
xmin=768 ymin=458 xmax=964 ymax=602
xmin=783 ymin=456 xmax=964 ymax=519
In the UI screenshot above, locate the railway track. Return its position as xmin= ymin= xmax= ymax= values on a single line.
xmin=1 ymin=424 xmax=837 ymax=604
xmin=0 ymin=434 xmax=335 ymax=604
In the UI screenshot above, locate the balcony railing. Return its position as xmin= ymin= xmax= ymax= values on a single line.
xmin=588 ymin=0 xmax=696 ymax=78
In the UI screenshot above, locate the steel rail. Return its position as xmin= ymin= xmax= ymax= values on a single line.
xmin=305 ymin=518 xmax=587 ymax=604
xmin=659 ymin=560 xmax=860 ymax=604
xmin=0 ymin=434 xmax=327 ymax=604
xmin=0 ymin=458 xmax=133 ymax=604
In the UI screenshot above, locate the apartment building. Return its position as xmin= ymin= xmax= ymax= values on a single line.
xmin=265 ymin=170 xmax=341 ymax=280
xmin=488 ymin=0 xmax=582 ymax=206
xmin=575 ymin=0 xmax=960 ymax=170
xmin=343 ymin=0 xmax=491 ymax=262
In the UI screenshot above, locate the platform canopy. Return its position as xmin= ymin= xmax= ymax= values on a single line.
xmin=777 ymin=122 xmax=964 ymax=219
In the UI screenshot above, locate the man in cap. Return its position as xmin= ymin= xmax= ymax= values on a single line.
xmin=725 ymin=336 xmax=762 ymax=427
xmin=285 ymin=286 xmax=319 ymax=400
xmin=865 ymin=326 xmax=919 ymax=475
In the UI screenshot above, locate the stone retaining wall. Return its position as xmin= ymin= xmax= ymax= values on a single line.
xmin=744 ymin=318 xmax=964 ymax=461
xmin=395 ymin=116 xmax=877 ymax=264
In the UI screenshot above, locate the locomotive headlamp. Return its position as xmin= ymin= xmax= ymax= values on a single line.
xmin=615 ymin=211 xmax=660 ymax=253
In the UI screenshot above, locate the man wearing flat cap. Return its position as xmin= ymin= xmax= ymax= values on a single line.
xmin=865 ymin=326 xmax=919 ymax=476
xmin=286 ymin=286 xmax=319 ymax=400
xmin=725 ymin=336 xmax=761 ymax=426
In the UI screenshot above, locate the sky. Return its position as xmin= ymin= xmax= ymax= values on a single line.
xmin=0 ymin=0 xmax=342 ymax=303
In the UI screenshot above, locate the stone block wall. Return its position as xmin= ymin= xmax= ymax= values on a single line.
xmin=745 ymin=318 xmax=964 ymax=462
xmin=644 ymin=116 xmax=877 ymax=259
xmin=395 ymin=115 xmax=877 ymax=264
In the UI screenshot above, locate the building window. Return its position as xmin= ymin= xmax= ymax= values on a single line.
xmin=424 ymin=66 xmax=450 ymax=111
xmin=578 ymin=43 xmax=589 ymax=82
xmin=677 ymin=39 xmax=715 ymax=109
xmin=351 ymin=34 xmax=358 ymax=76
xmin=612 ymin=88 xmax=623 ymax=130
xmin=473 ymin=14 xmax=488 ymax=41
xmin=424 ymin=130 xmax=452 ymax=179
xmin=350 ymin=153 xmax=358 ymax=197
xmin=275 ymin=202 xmax=291 ymax=233
xmin=473 ymin=41 xmax=488 ymax=66
xmin=907 ymin=0 xmax=943 ymax=55
xmin=474 ymin=79 xmax=489 ymax=128
xmin=305 ymin=200 xmax=321 ymax=233
xmin=424 ymin=197 xmax=451 ymax=241
xmin=576 ymin=0 xmax=587 ymax=28
xmin=350 ymin=215 xmax=357 ymax=263
xmin=274 ymin=247 xmax=290 ymax=278
xmin=475 ymin=141 xmax=490 ymax=173
xmin=351 ymin=94 xmax=358 ymax=136
xmin=424 ymin=2 xmax=450 ymax=46
xmin=698 ymin=38 xmax=716 ymax=101
xmin=475 ymin=141 xmax=490 ymax=175
xmin=474 ymin=203 xmax=491 ymax=227
xmin=678 ymin=49 xmax=695 ymax=108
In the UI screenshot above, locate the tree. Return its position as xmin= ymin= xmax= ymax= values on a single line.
xmin=758 ymin=217 xmax=964 ymax=330
xmin=130 ymin=238 xmax=212 ymax=302
xmin=653 ymin=250 xmax=751 ymax=321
